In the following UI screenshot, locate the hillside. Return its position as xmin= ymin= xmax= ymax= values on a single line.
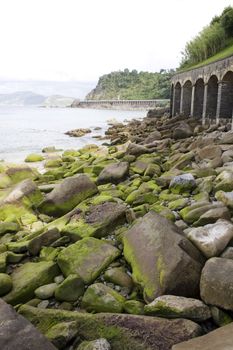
xmin=86 ymin=69 xmax=174 ymax=100
xmin=180 ymin=6 xmax=233 ymax=69
xmin=0 ymin=91 xmax=45 ymax=106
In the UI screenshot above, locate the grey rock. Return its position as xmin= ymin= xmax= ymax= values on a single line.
xmin=97 ymin=162 xmax=129 ymax=184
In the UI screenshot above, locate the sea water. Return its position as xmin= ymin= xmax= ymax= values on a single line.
xmin=0 ymin=106 xmax=145 ymax=163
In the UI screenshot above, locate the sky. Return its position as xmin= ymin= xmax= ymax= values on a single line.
xmin=0 ymin=0 xmax=232 ymax=84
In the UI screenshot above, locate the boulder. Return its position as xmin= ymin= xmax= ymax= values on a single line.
xmin=81 ymin=283 xmax=125 ymax=313
xmin=97 ymin=162 xmax=129 ymax=184
xmin=193 ymin=206 xmax=231 ymax=226
xmin=34 ymin=283 xmax=57 ymax=299
xmin=143 ymin=130 xmax=162 ymax=144
xmin=45 ymin=321 xmax=79 ymax=349
xmin=6 ymin=166 xmax=38 ymax=184
xmin=38 ymin=174 xmax=98 ymax=216
xmin=220 ymin=131 xmax=233 ymax=144
xmin=172 ymin=323 xmax=233 ymax=350
xmin=197 ymin=145 xmax=222 ymax=160
xmin=25 ymin=153 xmax=44 ymax=162
xmin=215 ymin=190 xmax=233 ymax=208
xmin=3 ymin=261 xmax=59 ymax=305
xmin=169 ymin=174 xmax=196 ymax=194
xmin=173 ymin=122 xmax=193 ymax=140
xmin=187 ymin=220 xmax=233 ymax=258
xmin=0 ymin=299 xmax=56 ymax=350
xmin=57 ymin=237 xmax=120 ymax=284
xmin=200 ymin=257 xmax=233 ymax=310
xmin=55 ymin=274 xmax=85 ymax=302
xmin=28 ymin=228 xmax=61 ymax=256
xmin=123 ymin=212 xmax=204 ymax=302
xmin=127 ymin=143 xmax=151 ymax=156
xmin=144 ymin=295 xmax=211 ymax=321
xmin=19 ymin=305 xmax=202 ymax=350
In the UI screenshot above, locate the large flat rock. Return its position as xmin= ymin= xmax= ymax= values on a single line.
xmin=172 ymin=322 xmax=233 ymax=350
xmin=0 ymin=299 xmax=56 ymax=350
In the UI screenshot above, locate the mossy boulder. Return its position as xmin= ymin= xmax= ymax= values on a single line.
xmin=214 ymin=170 xmax=233 ymax=192
xmin=77 ymin=339 xmax=111 ymax=350
xmin=82 ymin=283 xmax=125 ymax=313
xmin=3 ymin=261 xmax=59 ymax=305
xmin=34 ymin=283 xmax=57 ymax=299
xmin=104 ymin=267 xmax=133 ymax=290
xmin=28 ymin=228 xmax=61 ymax=256
xmin=55 ymin=274 xmax=85 ymax=302
xmin=0 ymin=273 xmax=13 ymax=296
xmin=180 ymin=202 xmax=225 ymax=224
xmin=0 ymin=222 xmax=20 ymax=237
xmin=45 ymin=321 xmax=79 ymax=349
xmin=123 ymin=300 xmax=145 ymax=315
xmin=38 ymin=174 xmax=98 ymax=216
xmin=57 ymin=237 xmax=120 ymax=284
xmin=169 ymin=174 xmax=196 ymax=194
xmin=0 ymin=173 xmax=12 ymax=189
xmin=19 ymin=305 xmax=202 ymax=350
xmin=123 ymin=212 xmax=204 ymax=303
xmin=6 ymin=166 xmax=38 ymax=184
xmin=144 ymin=295 xmax=210 ymax=321
xmin=25 ymin=153 xmax=44 ymax=162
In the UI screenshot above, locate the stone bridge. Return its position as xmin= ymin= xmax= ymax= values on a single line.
xmin=171 ymin=55 xmax=233 ymax=123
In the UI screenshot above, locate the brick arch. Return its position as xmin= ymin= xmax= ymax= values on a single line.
xmin=206 ymin=75 xmax=218 ymax=119
xmin=193 ymin=78 xmax=204 ymax=118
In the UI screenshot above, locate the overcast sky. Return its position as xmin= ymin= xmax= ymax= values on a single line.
xmin=0 ymin=0 xmax=232 ymax=82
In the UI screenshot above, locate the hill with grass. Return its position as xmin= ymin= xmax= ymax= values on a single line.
xmin=180 ymin=6 xmax=233 ymax=70
xmin=85 ymin=69 xmax=174 ymax=100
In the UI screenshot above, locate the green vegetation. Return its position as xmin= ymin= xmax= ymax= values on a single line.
xmin=86 ymin=69 xmax=174 ymax=100
xmin=180 ymin=6 xmax=233 ymax=69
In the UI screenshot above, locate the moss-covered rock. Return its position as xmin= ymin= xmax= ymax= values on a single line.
xmin=38 ymin=174 xmax=98 ymax=216
xmin=34 ymin=283 xmax=57 ymax=299
xmin=45 ymin=321 xmax=79 ymax=349
xmin=57 ymin=237 xmax=120 ymax=284
xmin=169 ymin=174 xmax=196 ymax=194
xmin=82 ymin=283 xmax=125 ymax=313
xmin=104 ymin=267 xmax=133 ymax=290
xmin=123 ymin=300 xmax=145 ymax=315
xmin=0 ymin=273 xmax=12 ymax=296
xmin=97 ymin=162 xmax=129 ymax=184
xmin=3 ymin=261 xmax=59 ymax=305
xmin=25 ymin=154 xmax=44 ymax=162
xmin=55 ymin=274 xmax=85 ymax=302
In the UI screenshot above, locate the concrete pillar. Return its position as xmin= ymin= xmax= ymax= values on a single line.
xmin=216 ymin=81 xmax=223 ymax=124
xmin=180 ymin=86 xmax=184 ymax=114
xmin=202 ymin=83 xmax=208 ymax=125
xmin=190 ymin=84 xmax=195 ymax=117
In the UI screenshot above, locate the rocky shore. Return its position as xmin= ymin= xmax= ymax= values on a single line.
xmin=1 ymin=111 xmax=233 ymax=349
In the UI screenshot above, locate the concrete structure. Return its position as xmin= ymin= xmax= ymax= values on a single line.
xmin=72 ymin=99 xmax=169 ymax=110
xmin=171 ymin=55 xmax=233 ymax=123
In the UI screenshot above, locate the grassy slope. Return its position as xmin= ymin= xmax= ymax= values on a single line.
xmin=179 ymin=41 xmax=233 ymax=72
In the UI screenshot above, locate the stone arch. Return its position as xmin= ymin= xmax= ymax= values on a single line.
xmin=206 ymin=75 xmax=218 ymax=119
xmin=219 ymin=71 xmax=233 ymax=118
xmin=193 ymin=78 xmax=204 ymax=118
xmin=182 ymin=80 xmax=192 ymax=116
xmin=173 ymin=82 xmax=181 ymax=116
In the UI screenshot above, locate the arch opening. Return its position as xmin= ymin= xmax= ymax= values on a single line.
xmin=170 ymin=84 xmax=174 ymax=117
xmin=193 ymin=78 xmax=204 ymax=118
xmin=173 ymin=82 xmax=181 ymax=116
xmin=182 ymin=80 xmax=192 ymax=116
xmin=206 ymin=75 xmax=218 ymax=119
xmin=219 ymin=71 xmax=233 ymax=119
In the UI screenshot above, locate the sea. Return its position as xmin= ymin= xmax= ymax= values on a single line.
xmin=0 ymin=106 xmax=146 ymax=163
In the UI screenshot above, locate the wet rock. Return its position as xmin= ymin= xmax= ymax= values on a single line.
xmin=144 ymin=295 xmax=211 ymax=321
xmin=55 ymin=274 xmax=85 ymax=302
xmin=65 ymin=128 xmax=92 ymax=137
xmin=38 ymin=174 xmax=98 ymax=216
xmin=0 ymin=299 xmax=56 ymax=350
xmin=97 ymin=162 xmax=129 ymax=184
xmin=82 ymin=283 xmax=125 ymax=313
xmin=200 ymin=257 xmax=233 ymax=311
xmin=28 ymin=228 xmax=61 ymax=255
xmin=187 ymin=220 xmax=233 ymax=258
xmin=57 ymin=237 xmax=120 ymax=284
xmin=123 ymin=212 xmax=204 ymax=302
xmin=172 ymin=323 xmax=233 ymax=350
xmin=3 ymin=261 xmax=59 ymax=305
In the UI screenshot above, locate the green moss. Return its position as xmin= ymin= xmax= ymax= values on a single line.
xmin=0 ymin=204 xmax=37 ymax=225
xmin=25 ymin=154 xmax=44 ymax=162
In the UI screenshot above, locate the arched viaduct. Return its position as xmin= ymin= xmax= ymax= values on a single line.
xmin=171 ymin=55 xmax=233 ymax=123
